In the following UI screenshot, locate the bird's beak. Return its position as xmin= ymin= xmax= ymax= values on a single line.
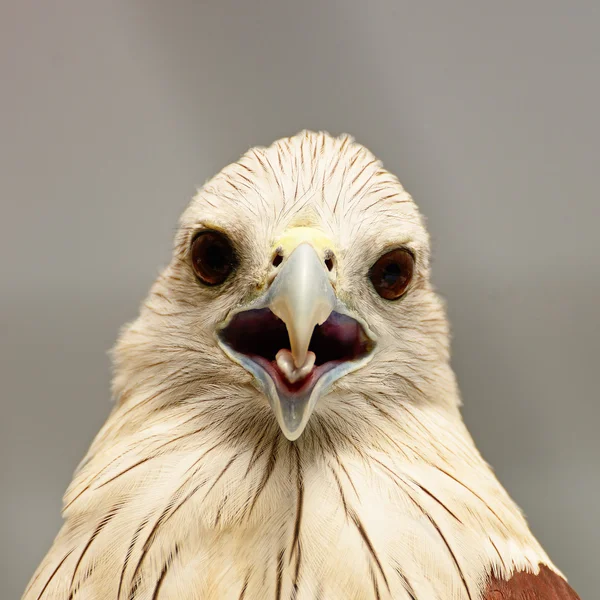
xmin=267 ymin=243 xmax=336 ymax=370
xmin=218 ymin=233 xmax=375 ymax=441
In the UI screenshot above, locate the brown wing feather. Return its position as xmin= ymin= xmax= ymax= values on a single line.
xmin=483 ymin=564 xmax=580 ymax=599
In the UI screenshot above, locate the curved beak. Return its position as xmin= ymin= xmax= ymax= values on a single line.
xmin=217 ymin=241 xmax=375 ymax=441
xmin=267 ymin=243 xmax=336 ymax=369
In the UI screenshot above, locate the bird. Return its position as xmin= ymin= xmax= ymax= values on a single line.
xmin=23 ymin=131 xmax=580 ymax=600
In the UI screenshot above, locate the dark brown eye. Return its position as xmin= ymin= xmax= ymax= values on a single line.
xmin=369 ymin=248 xmax=414 ymax=300
xmin=190 ymin=230 xmax=237 ymax=286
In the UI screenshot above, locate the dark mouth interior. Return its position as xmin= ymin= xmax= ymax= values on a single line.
xmin=219 ymin=309 xmax=373 ymax=367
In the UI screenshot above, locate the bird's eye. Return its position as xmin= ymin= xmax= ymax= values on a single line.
xmin=190 ymin=230 xmax=237 ymax=286
xmin=369 ymin=248 xmax=414 ymax=300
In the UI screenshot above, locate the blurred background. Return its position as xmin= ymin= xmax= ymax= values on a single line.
xmin=1 ymin=1 xmax=598 ymax=597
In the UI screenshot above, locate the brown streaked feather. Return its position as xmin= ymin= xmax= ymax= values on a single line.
xmin=425 ymin=514 xmax=473 ymax=600
xmin=68 ymin=505 xmax=119 ymax=593
xmin=117 ymin=517 xmax=150 ymax=600
xmin=35 ymin=549 xmax=74 ymax=600
xmin=65 ymin=417 xmax=208 ymax=511
xmin=393 ymin=564 xmax=417 ymax=600
xmin=150 ymin=544 xmax=180 ymax=600
xmin=203 ymin=453 xmax=239 ymax=499
xmin=238 ymin=571 xmax=251 ymax=600
xmin=245 ymin=432 xmax=280 ymax=520
xmin=289 ymin=444 xmax=304 ymax=588
xmin=67 ymin=565 xmax=94 ymax=600
xmin=275 ymin=548 xmax=285 ymax=600
xmin=368 ymin=454 xmax=462 ymax=523
xmin=349 ymin=510 xmax=390 ymax=594
xmin=368 ymin=564 xmax=381 ymax=600
xmin=435 ymin=466 xmax=512 ymax=534
xmin=245 ymin=425 xmax=272 ymax=474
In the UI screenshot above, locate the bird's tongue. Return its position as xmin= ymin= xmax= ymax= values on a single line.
xmin=275 ymin=349 xmax=315 ymax=384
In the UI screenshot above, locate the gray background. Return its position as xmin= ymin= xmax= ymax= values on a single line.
xmin=1 ymin=1 xmax=597 ymax=597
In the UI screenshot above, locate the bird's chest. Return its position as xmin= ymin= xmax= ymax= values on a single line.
xmin=155 ymin=451 xmax=495 ymax=600
xmin=58 ymin=441 xmax=545 ymax=600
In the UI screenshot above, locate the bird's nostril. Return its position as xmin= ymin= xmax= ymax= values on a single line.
xmin=272 ymin=253 xmax=283 ymax=267
xmin=325 ymin=257 xmax=334 ymax=271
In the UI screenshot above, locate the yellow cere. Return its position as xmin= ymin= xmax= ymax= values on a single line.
xmin=274 ymin=227 xmax=334 ymax=258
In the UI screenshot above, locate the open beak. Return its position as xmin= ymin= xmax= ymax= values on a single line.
xmin=217 ymin=241 xmax=375 ymax=440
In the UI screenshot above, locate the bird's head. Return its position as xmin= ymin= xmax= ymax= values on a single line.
xmin=113 ymin=132 xmax=457 ymax=445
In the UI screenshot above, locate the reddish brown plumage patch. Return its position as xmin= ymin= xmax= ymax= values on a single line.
xmin=483 ymin=564 xmax=580 ymax=599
